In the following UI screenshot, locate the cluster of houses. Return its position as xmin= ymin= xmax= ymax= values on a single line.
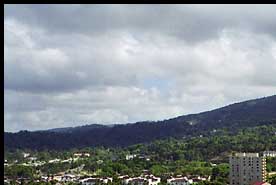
xmin=5 ymin=153 xmax=89 ymax=168
xmin=125 ymin=154 xmax=151 ymax=161
xmin=4 ymin=151 xmax=211 ymax=185
xmin=5 ymin=151 xmax=275 ymax=185
xmin=4 ymin=173 xmax=210 ymax=185
xmin=167 ymin=175 xmax=211 ymax=185
xmin=119 ymin=175 xmax=161 ymax=185
xmin=80 ymin=177 xmax=113 ymax=185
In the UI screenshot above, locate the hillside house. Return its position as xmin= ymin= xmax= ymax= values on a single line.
xmin=74 ymin=153 xmax=91 ymax=157
xmin=79 ymin=177 xmax=113 ymax=185
xmin=121 ymin=175 xmax=160 ymax=185
xmin=126 ymin=154 xmax=137 ymax=160
xmin=167 ymin=176 xmax=193 ymax=185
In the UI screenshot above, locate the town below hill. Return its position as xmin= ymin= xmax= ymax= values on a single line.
xmin=4 ymin=147 xmax=276 ymax=185
xmin=4 ymin=95 xmax=276 ymax=184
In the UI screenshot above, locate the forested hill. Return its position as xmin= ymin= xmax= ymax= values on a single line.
xmin=4 ymin=95 xmax=276 ymax=150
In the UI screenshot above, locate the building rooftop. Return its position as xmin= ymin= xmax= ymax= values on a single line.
xmin=234 ymin=153 xmax=259 ymax=157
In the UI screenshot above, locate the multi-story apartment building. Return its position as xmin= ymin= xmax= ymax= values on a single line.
xmin=229 ymin=153 xmax=266 ymax=185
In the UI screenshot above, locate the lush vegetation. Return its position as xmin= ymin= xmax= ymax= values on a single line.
xmin=4 ymin=124 xmax=276 ymax=184
xmin=267 ymin=157 xmax=276 ymax=172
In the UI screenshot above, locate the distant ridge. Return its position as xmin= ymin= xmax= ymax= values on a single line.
xmin=38 ymin=124 xmax=110 ymax=133
xmin=4 ymin=95 xmax=276 ymax=150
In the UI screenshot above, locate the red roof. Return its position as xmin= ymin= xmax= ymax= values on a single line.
xmin=252 ymin=182 xmax=266 ymax=185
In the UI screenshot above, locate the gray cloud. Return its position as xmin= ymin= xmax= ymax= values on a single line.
xmin=5 ymin=5 xmax=276 ymax=43
xmin=4 ymin=5 xmax=276 ymax=132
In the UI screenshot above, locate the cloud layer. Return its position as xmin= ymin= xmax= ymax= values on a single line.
xmin=4 ymin=5 xmax=276 ymax=132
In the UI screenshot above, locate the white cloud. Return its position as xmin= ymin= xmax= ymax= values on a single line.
xmin=4 ymin=5 xmax=276 ymax=132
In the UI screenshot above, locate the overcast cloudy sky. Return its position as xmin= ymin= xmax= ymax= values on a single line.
xmin=4 ymin=4 xmax=276 ymax=132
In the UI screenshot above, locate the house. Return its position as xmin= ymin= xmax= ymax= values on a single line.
xmin=4 ymin=160 xmax=8 ymax=166
xmin=28 ymin=157 xmax=37 ymax=161
xmin=80 ymin=178 xmax=99 ymax=185
xmin=53 ymin=175 xmax=63 ymax=182
xmin=145 ymin=175 xmax=161 ymax=185
xmin=83 ymin=153 xmax=90 ymax=157
xmin=61 ymin=174 xmax=77 ymax=182
xmin=17 ymin=177 xmax=31 ymax=184
xmin=138 ymin=155 xmax=151 ymax=161
xmin=61 ymin=158 xmax=73 ymax=163
xmin=126 ymin=154 xmax=137 ymax=160
xmin=251 ymin=182 xmax=271 ymax=185
xmin=49 ymin=159 xmax=61 ymax=163
xmin=74 ymin=153 xmax=83 ymax=157
xmin=74 ymin=153 xmax=90 ymax=157
xmin=79 ymin=177 xmax=113 ymax=185
xmin=22 ymin=152 xmax=30 ymax=158
xmin=167 ymin=176 xmax=193 ymax=185
xmin=190 ymin=175 xmax=210 ymax=183
xmin=118 ymin=175 xmax=130 ymax=183
xmin=210 ymin=163 xmax=217 ymax=167
xmin=28 ymin=161 xmax=46 ymax=167
xmin=4 ymin=176 xmax=11 ymax=184
xmin=41 ymin=176 xmax=48 ymax=182
xmin=121 ymin=175 xmax=160 ymax=185
xmin=125 ymin=177 xmax=147 ymax=185
xmin=118 ymin=175 xmax=129 ymax=179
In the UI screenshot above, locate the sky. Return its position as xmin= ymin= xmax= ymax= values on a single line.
xmin=4 ymin=4 xmax=276 ymax=132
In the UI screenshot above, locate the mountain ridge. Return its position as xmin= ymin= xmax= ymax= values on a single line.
xmin=6 ymin=95 xmax=275 ymax=134
xmin=4 ymin=95 xmax=276 ymax=150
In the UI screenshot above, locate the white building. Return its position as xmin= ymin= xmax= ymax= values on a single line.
xmin=28 ymin=157 xmax=37 ymax=161
xmin=190 ymin=176 xmax=210 ymax=183
xmin=167 ymin=176 xmax=193 ymax=185
xmin=83 ymin=153 xmax=90 ymax=157
xmin=74 ymin=153 xmax=82 ymax=157
xmin=74 ymin=153 xmax=91 ymax=157
xmin=61 ymin=174 xmax=77 ymax=182
xmin=4 ymin=160 xmax=8 ymax=166
xmin=41 ymin=176 xmax=48 ymax=182
xmin=31 ymin=161 xmax=46 ymax=167
xmin=49 ymin=159 xmax=61 ymax=163
xmin=145 ymin=175 xmax=161 ymax=185
xmin=53 ymin=175 xmax=63 ymax=182
xmin=263 ymin=151 xmax=276 ymax=157
xmin=22 ymin=152 xmax=30 ymax=158
xmin=126 ymin=154 xmax=137 ymax=160
xmin=61 ymin=158 xmax=73 ymax=163
xmin=79 ymin=177 xmax=112 ymax=185
xmin=122 ymin=177 xmax=145 ymax=185
xmin=121 ymin=175 xmax=160 ymax=185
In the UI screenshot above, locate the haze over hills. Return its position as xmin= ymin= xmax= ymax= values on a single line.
xmin=4 ymin=95 xmax=276 ymax=150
